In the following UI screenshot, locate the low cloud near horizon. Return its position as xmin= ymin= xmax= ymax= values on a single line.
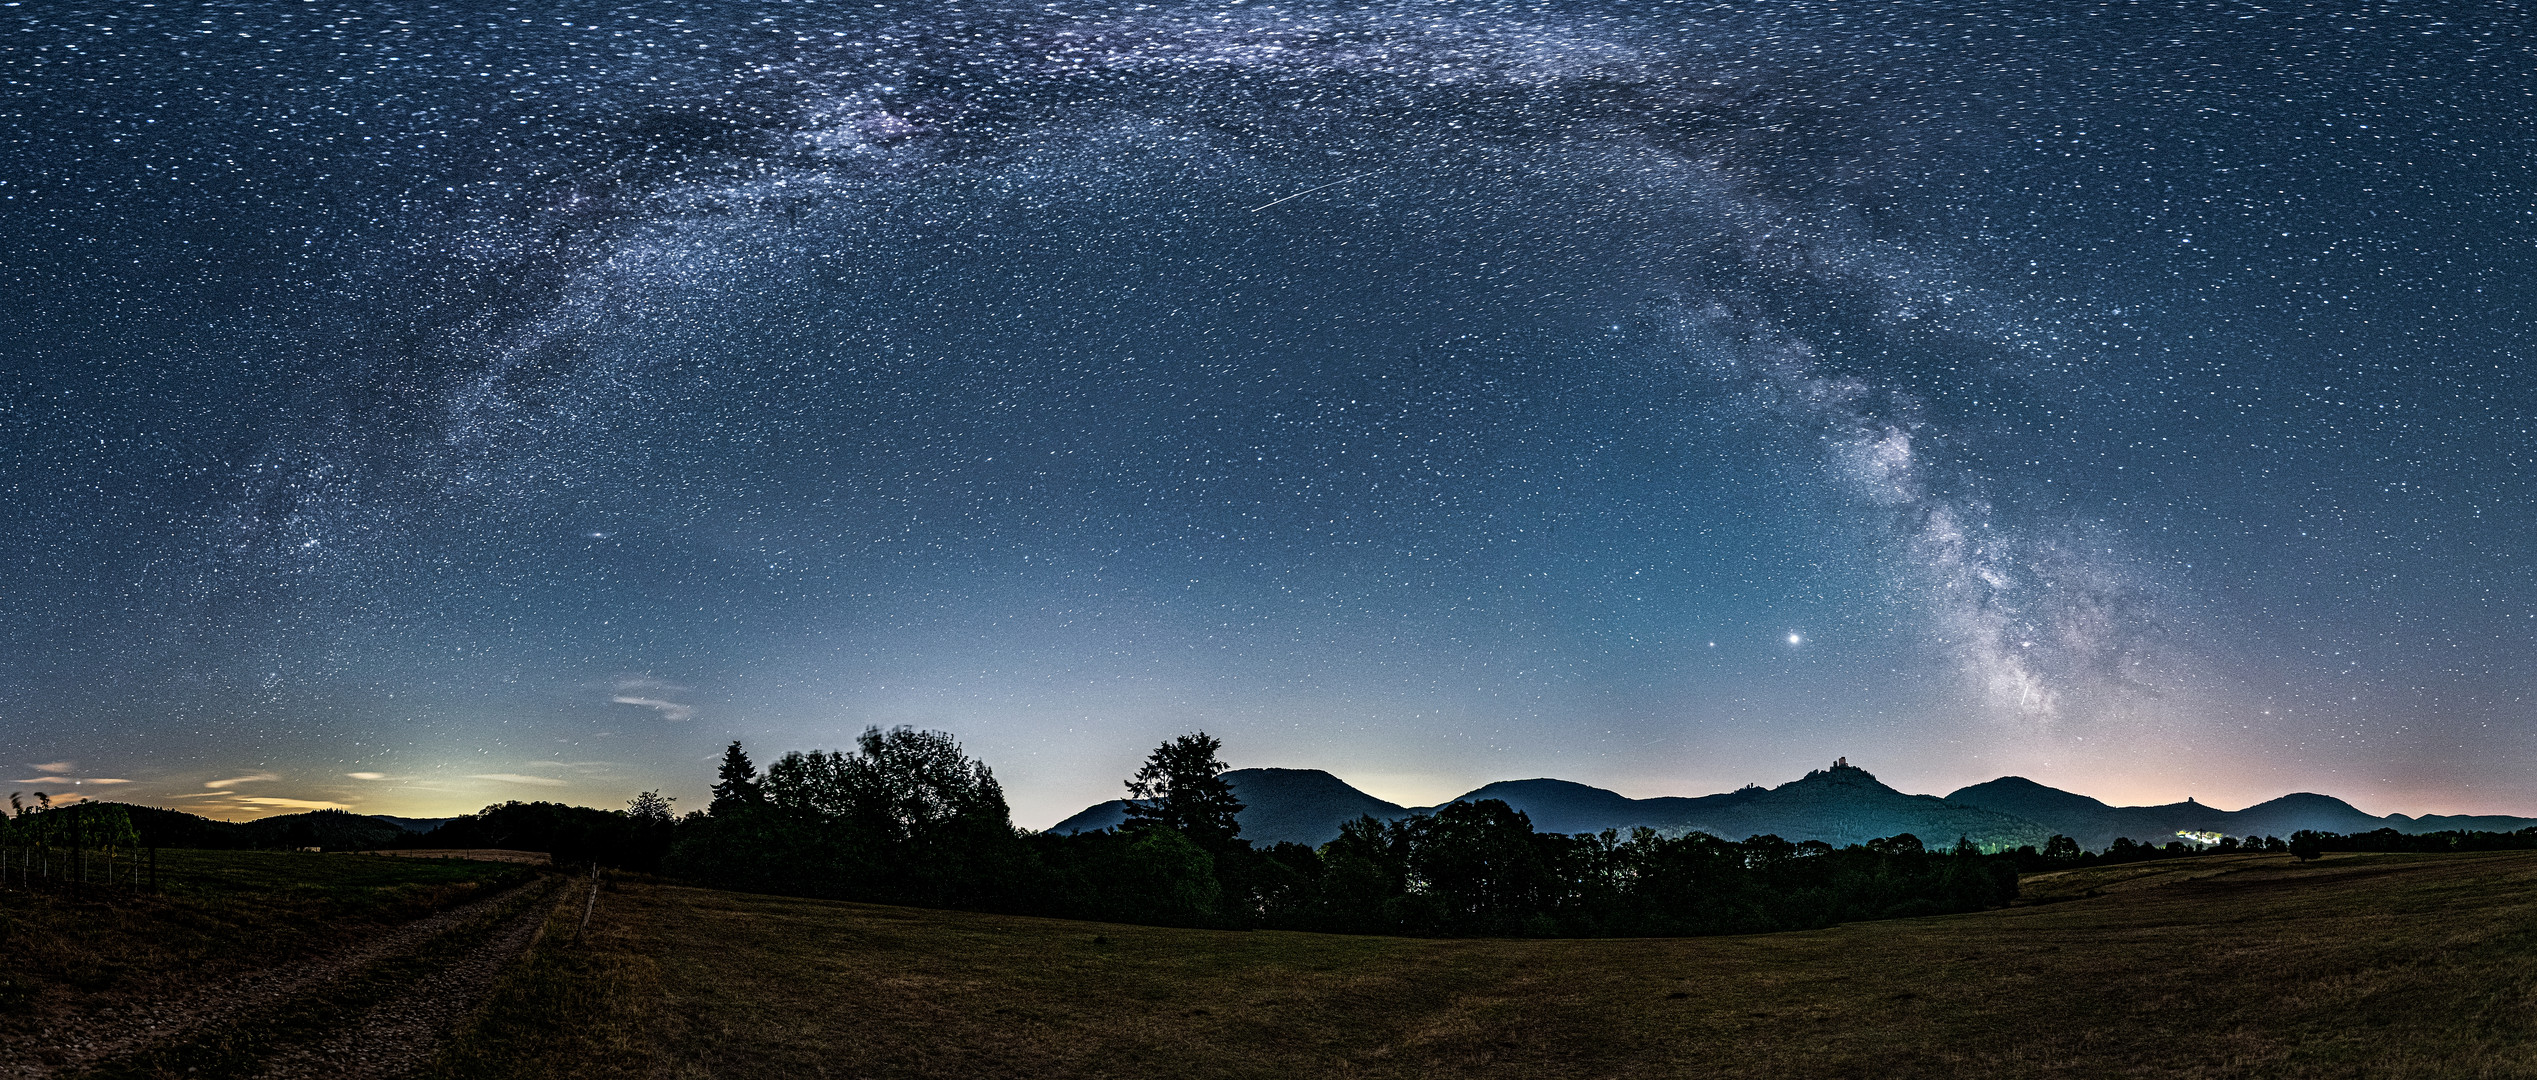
xmin=605 ymin=675 xmax=696 ymax=722
xmin=468 ymin=773 xmax=569 ymax=787
xmin=208 ymin=772 xmax=280 ymax=788
xmin=238 ymin=796 xmax=352 ymax=811
xmin=610 ymin=695 xmax=695 ymax=722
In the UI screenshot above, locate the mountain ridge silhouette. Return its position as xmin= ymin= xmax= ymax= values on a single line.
xmin=1051 ymin=762 xmax=2537 ymax=849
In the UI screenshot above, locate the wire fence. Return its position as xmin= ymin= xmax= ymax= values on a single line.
xmin=0 ymin=802 xmax=157 ymax=895
xmin=0 ymin=842 xmax=156 ymax=893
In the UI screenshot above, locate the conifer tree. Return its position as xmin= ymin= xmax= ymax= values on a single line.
xmin=1122 ymin=732 xmax=1245 ymax=852
xmin=710 ymin=741 xmax=764 ymax=815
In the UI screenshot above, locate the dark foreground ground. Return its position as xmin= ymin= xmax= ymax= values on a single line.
xmin=434 ymin=850 xmax=2537 ymax=1079
xmin=0 ymin=850 xmax=544 ymax=1079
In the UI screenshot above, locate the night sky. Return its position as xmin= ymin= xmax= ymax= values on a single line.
xmin=4 ymin=1 xmax=2531 ymax=826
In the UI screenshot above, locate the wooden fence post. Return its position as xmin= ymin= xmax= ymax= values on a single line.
xmin=578 ymin=862 xmax=601 ymax=943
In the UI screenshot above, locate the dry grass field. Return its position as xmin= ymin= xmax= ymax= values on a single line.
xmin=436 ymin=850 xmax=2537 ymax=1079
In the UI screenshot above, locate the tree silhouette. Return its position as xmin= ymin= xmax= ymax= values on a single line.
xmin=1402 ymin=799 xmax=1562 ymax=933
xmin=1122 ymin=732 xmax=1245 ymax=852
xmin=692 ymin=726 xmax=1016 ymax=906
xmin=627 ymin=790 xmax=676 ymax=824
xmin=710 ymin=741 xmax=764 ymax=815
xmin=836 ymin=726 xmax=1011 ymax=847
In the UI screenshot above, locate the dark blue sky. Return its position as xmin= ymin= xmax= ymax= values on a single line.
xmin=3 ymin=0 xmax=2530 ymax=825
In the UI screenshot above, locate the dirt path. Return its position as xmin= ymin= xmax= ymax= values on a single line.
xmin=6 ymin=876 xmax=561 ymax=1080
xmin=245 ymin=882 xmax=559 ymax=1080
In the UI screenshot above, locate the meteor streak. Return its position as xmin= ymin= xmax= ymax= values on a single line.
xmin=1249 ymin=171 xmax=1379 ymax=212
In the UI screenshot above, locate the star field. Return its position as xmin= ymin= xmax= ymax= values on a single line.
xmin=2 ymin=0 xmax=2531 ymax=824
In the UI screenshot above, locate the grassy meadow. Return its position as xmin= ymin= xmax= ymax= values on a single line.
xmin=438 ymin=850 xmax=2537 ymax=1079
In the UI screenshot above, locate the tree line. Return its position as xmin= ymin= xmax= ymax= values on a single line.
xmin=4 ymin=800 xmax=415 ymax=852
xmin=653 ymin=728 xmax=2021 ymax=936
xmin=2284 ymin=826 xmax=2537 ymax=858
xmin=2006 ymin=831 xmax=2293 ymax=871
xmin=1994 ymin=825 xmax=2537 ymax=869
xmin=380 ymin=794 xmax=678 ymax=870
xmin=31 ymin=728 xmax=2537 ymax=936
xmin=636 ymin=730 xmax=2537 ymax=935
